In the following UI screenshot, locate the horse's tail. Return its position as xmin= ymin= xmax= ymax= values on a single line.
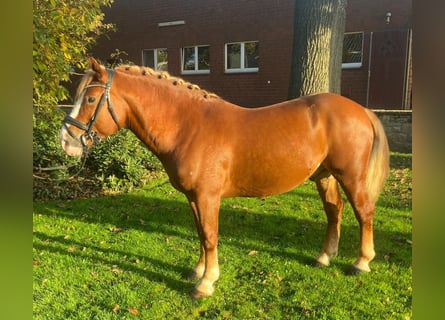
xmin=364 ymin=109 xmax=390 ymax=203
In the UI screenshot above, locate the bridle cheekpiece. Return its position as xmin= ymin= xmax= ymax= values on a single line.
xmin=62 ymin=68 xmax=121 ymax=151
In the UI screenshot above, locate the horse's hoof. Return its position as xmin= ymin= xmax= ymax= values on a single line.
xmin=314 ymin=261 xmax=328 ymax=268
xmin=348 ymin=265 xmax=370 ymax=275
xmin=190 ymin=289 xmax=211 ymax=300
xmin=190 ymin=280 xmax=215 ymax=299
xmin=315 ymin=253 xmax=331 ymax=268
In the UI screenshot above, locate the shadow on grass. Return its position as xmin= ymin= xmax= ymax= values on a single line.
xmin=34 ymin=186 xmax=412 ymax=295
xmin=390 ymin=152 xmax=412 ymax=169
xmin=33 ymin=230 xmax=194 ymax=294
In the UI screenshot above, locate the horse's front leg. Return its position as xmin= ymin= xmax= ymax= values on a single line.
xmin=187 ymin=200 xmax=206 ymax=281
xmin=187 ymin=194 xmax=221 ymax=299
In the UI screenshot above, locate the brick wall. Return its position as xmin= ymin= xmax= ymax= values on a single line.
xmin=94 ymin=0 xmax=295 ymax=107
xmin=345 ymin=0 xmax=412 ymax=32
xmin=341 ymin=0 xmax=412 ymax=107
xmin=373 ymin=110 xmax=412 ymax=153
xmin=88 ymin=0 xmax=411 ymax=109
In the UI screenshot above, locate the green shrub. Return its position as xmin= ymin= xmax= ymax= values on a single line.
xmin=33 ymin=106 xmax=162 ymax=198
xmin=87 ymin=130 xmax=162 ymax=191
xmin=33 ymin=106 xmax=79 ymax=179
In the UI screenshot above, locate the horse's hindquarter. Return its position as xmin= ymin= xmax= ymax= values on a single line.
xmin=224 ymin=100 xmax=329 ymax=198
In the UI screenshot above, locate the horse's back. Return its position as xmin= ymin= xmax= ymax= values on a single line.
xmin=219 ymin=93 xmax=375 ymax=197
xmin=230 ymin=92 xmax=373 ymax=160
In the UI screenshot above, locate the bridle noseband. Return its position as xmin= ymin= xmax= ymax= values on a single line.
xmin=62 ymin=68 xmax=121 ymax=150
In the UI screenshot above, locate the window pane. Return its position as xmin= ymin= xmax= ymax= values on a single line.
xmin=343 ymin=33 xmax=363 ymax=64
xmin=156 ymin=49 xmax=168 ymax=71
xmin=182 ymin=47 xmax=195 ymax=71
xmin=142 ymin=50 xmax=155 ymax=68
xmin=197 ymin=46 xmax=210 ymax=70
xmin=227 ymin=43 xmax=241 ymax=69
xmin=244 ymin=41 xmax=259 ymax=68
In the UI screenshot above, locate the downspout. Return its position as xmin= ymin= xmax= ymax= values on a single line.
xmin=366 ymin=31 xmax=373 ymax=107
xmin=403 ymin=28 xmax=412 ymax=109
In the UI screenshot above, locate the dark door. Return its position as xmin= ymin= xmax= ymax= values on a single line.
xmin=368 ymin=29 xmax=409 ymax=109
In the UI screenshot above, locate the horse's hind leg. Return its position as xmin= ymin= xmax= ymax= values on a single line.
xmin=315 ymin=175 xmax=345 ymax=267
xmin=347 ymin=187 xmax=376 ymax=273
xmin=338 ymin=177 xmax=376 ymax=273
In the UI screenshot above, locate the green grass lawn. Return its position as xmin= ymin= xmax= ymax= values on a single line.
xmin=33 ymin=153 xmax=412 ymax=319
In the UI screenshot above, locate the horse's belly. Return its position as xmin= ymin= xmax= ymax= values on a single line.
xmin=225 ymin=168 xmax=312 ymax=198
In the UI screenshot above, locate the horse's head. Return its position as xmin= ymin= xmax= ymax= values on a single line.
xmin=59 ymin=58 xmax=123 ymax=157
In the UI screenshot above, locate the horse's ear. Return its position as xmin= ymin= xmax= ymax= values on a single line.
xmin=89 ymin=57 xmax=106 ymax=81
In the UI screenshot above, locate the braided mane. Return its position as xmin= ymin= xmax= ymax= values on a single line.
xmin=115 ymin=65 xmax=219 ymax=100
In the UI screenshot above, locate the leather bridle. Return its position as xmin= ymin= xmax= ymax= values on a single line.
xmin=62 ymin=68 xmax=121 ymax=150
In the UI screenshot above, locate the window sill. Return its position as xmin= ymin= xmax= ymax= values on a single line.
xmin=181 ymin=70 xmax=210 ymax=75
xmin=342 ymin=63 xmax=362 ymax=69
xmin=224 ymin=68 xmax=259 ymax=74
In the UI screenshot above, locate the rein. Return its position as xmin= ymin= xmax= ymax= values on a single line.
xmin=33 ymin=153 xmax=89 ymax=181
xmin=62 ymin=68 xmax=121 ymax=151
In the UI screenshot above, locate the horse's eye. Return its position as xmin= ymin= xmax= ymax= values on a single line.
xmin=87 ymin=96 xmax=96 ymax=104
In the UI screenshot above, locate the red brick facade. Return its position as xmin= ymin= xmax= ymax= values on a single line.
xmin=342 ymin=0 xmax=412 ymax=108
xmin=91 ymin=0 xmax=412 ymax=109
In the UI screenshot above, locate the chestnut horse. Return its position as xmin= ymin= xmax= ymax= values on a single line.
xmin=60 ymin=58 xmax=389 ymax=298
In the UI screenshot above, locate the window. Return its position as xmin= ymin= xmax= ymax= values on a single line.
xmin=342 ymin=32 xmax=364 ymax=68
xmin=225 ymin=41 xmax=259 ymax=73
xmin=142 ymin=48 xmax=168 ymax=71
xmin=181 ymin=45 xmax=210 ymax=74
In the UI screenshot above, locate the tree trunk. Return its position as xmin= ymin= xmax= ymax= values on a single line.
xmin=288 ymin=0 xmax=347 ymax=99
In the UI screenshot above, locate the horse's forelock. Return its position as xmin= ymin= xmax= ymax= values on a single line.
xmin=74 ymin=71 xmax=95 ymax=101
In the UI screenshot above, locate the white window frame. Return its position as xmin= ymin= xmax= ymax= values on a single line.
xmin=342 ymin=32 xmax=364 ymax=69
xmin=181 ymin=45 xmax=210 ymax=75
xmin=142 ymin=48 xmax=168 ymax=71
xmin=225 ymin=41 xmax=259 ymax=73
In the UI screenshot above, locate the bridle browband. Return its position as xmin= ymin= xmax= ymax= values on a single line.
xmin=62 ymin=68 xmax=121 ymax=150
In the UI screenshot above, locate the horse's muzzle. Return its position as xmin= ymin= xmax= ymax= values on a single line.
xmin=59 ymin=127 xmax=84 ymax=157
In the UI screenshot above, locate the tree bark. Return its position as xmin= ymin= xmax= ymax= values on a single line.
xmin=288 ymin=0 xmax=347 ymax=99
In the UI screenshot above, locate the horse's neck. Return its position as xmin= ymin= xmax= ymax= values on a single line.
xmin=121 ymin=76 xmax=203 ymax=155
